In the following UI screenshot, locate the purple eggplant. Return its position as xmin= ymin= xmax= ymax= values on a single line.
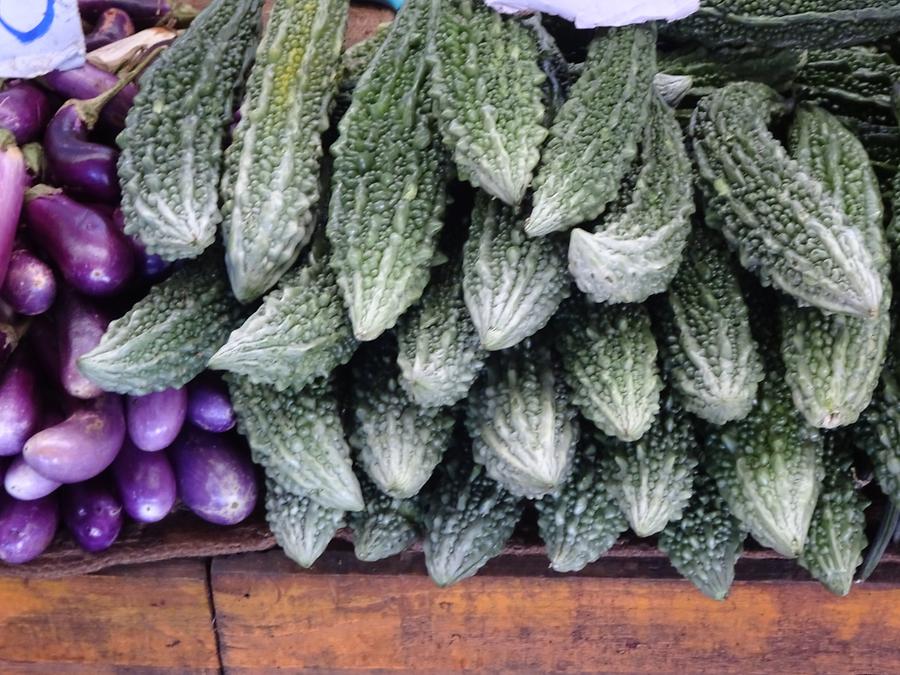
xmin=170 ymin=429 xmax=257 ymax=526
xmin=40 ymin=64 xmax=137 ymax=131
xmin=187 ymin=372 xmax=235 ymax=433
xmin=27 ymin=313 xmax=60 ymax=382
xmin=127 ymin=386 xmax=187 ymax=452
xmin=0 ymin=352 xmax=41 ymax=457
xmin=78 ymin=0 xmax=198 ymax=24
xmin=85 ymin=8 xmax=136 ymax=51
xmin=0 ymin=84 xmax=53 ymax=146
xmin=57 ymin=289 xmax=110 ymax=399
xmin=0 ymin=132 xmax=27 ymax=288
xmin=0 ymin=493 xmax=58 ymax=563
xmin=0 ymin=249 xmax=57 ymax=316
xmin=24 ymin=187 xmax=134 ymax=297
xmin=112 ymin=441 xmax=176 ymax=523
xmin=63 ymin=479 xmax=123 ymax=552
xmin=111 ymin=208 xmax=171 ymax=281
xmin=4 ymin=455 xmax=61 ymax=500
xmin=23 ymin=394 xmax=126 ymax=483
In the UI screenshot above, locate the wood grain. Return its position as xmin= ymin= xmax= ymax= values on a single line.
xmin=0 ymin=559 xmax=219 ymax=673
xmin=211 ymin=550 xmax=900 ymax=674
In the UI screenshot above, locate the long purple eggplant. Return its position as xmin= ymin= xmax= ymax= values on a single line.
xmin=44 ymin=104 xmax=119 ymax=203
xmin=1 ymin=249 xmax=57 ymax=316
xmin=85 ymin=8 xmax=136 ymax=51
xmin=39 ymin=64 xmax=137 ymax=131
xmin=111 ymin=208 xmax=171 ymax=281
xmin=78 ymin=0 xmax=198 ymax=24
xmin=24 ymin=187 xmax=134 ymax=297
xmin=4 ymin=455 xmax=61 ymax=500
xmin=0 ymin=351 xmax=41 ymax=457
xmin=187 ymin=372 xmax=235 ymax=433
xmin=127 ymin=386 xmax=187 ymax=452
xmin=170 ymin=429 xmax=257 ymax=526
xmin=112 ymin=441 xmax=176 ymax=523
xmin=57 ymin=289 xmax=110 ymax=399
xmin=0 ymin=84 xmax=53 ymax=146
xmin=23 ymin=394 xmax=126 ymax=483
xmin=0 ymin=132 xmax=27 ymax=288
xmin=0 ymin=493 xmax=58 ymax=563
xmin=63 ymin=479 xmax=123 ymax=552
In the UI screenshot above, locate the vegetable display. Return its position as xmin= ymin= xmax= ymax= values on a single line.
xmin=0 ymin=0 xmax=898 ymax=602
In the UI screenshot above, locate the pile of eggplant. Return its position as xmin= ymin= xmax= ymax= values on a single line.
xmin=0 ymin=0 xmax=258 ymax=565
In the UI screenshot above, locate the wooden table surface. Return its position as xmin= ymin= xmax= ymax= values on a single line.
xmin=2 ymin=546 xmax=900 ymax=674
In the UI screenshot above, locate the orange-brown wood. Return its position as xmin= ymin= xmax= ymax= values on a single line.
xmin=0 ymin=559 xmax=219 ymax=673
xmin=212 ymin=550 xmax=900 ymax=674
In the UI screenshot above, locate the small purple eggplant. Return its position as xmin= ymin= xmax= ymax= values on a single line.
xmin=78 ymin=0 xmax=198 ymax=25
xmin=4 ymin=455 xmax=61 ymax=500
xmin=127 ymin=386 xmax=187 ymax=452
xmin=0 ymin=493 xmax=58 ymax=564
xmin=112 ymin=441 xmax=176 ymax=523
xmin=170 ymin=429 xmax=257 ymax=526
xmin=23 ymin=394 xmax=126 ymax=483
xmin=187 ymin=372 xmax=235 ymax=433
xmin=56 ymin=289 xmax=110 ymax=399
xmin=0 ymin=351 xmax=41 ymax=457
xmin=63 ymin=479 xmax=123 ymax=552
xmin=0 ymin=83 xmax=53 ymax=146
xmin=85 ymin=8 xmax=136 ymax=51
xmin=111 ymin=208 xmax=171 ymax=281
xmin=39 ymin=64 xmax=137 ymax=131
xmin=0 ymin=249 xmax=57 ymax=316
xmin=23 ymin=187 xmax=134 ymax=297
xmin=0 ymin=132 xmax=27 ymax=287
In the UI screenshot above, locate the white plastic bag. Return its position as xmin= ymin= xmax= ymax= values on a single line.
xmin=0 ymin=0 xmax=85 ymax=78
xmin=485 ymin=0 xmax=699 ymax=28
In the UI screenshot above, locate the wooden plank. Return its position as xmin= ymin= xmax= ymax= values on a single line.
xmin=0 ymin=559 xmax=219 ymax=673
xmin=212 ymin=550 xmax=900 ymax=674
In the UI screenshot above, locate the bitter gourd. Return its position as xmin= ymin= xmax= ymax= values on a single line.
xmin=117 ymin=0 xmax=263 ymax=260
xmin=659 ymin=229 xmax=763 ymax=425
xmin=220 ymin=0 xmax=349 ymax=302
xmin=601 ymin=392 xmax=698 ymax=537
xmin=78 ymin=254 xmax=246 ymax=396
xmin=567 ymin=94 xmax=693 ymax=305
xmin=466 ymin=338 xmax=578 ymax=499
xmin=798 ymin=437 xmax=868 ymax=596
xmin=535 ymin=434 xmax=628 ymax=573
xmin=396 ymin=262 xmax=485 ymax=409
xmin=208 ymin=252 xmax=356 ymax=392
xmin=780 ymin=105 xmax=890 ymax=429
xmin=350 ymin=476 xmax=422 ymax=562
xmin=423 ymin=453 xmax=523 ymax=587
xmin=658 ymin=471 xmax=745 ymax=601
xmin=327 ymin=0 xmax=449 ymax=342
xmin=854 ymin=346 xmax=900 ymax=506
xmin=428 ymin=0 xmax=546 ymax=205
xmin=335 ymin=22 xmax=390 ymax=117
xmin=555 ymin=299 xmax=662 ymax=443
xmin=705 ymin=375 xmax=825 ymax=558
xmin=227 ymin=374 xmax=363 ymax=512
xmin=265 ymin=478 xmax=345 ymax=568
xmin=665 ymin=1 xmax=900 ymax=49
xmin=691 ymin=82 xmax=883 ymax=319
xmin=352 ymin=343 xmax=455 ymax=500
xmin=463 ymin=193 xmax=569 ymax=351
xmin=524 ymin=25 xmax=657 ymax=237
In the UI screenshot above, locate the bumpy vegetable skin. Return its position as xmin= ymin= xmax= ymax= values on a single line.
xmin=266 ymin=478 xmax=344 ymax=568
xmin=350 ymin=477 xmax=421 ymax=562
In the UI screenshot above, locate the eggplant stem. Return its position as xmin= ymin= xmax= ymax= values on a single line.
xmin=162 ymin=2 xmax=200 ymax=28
xmin=0 ymin=128 xmax=15 ymax=150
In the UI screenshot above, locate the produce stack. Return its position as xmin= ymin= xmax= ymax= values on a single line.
xmin=0 ymin=1 xmax=260 ymax=565
xmin=3 ymin=0 xmax=900 ymax=601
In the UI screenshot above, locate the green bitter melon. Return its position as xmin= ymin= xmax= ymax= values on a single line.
xmin=524 ymin=25 xmax=657 ymax=237
xmin=220 ymin=0 xmax=349 ymax=302
xmin=327 ymin=0 xmax=448 ymax=342
xmin=117 ymin=0 xmax=263 ymax=260
xmin=350 ymin=476 xmax=422 ymax=562
xmin=854 ymin=344 xmax=900 ymax=506
xmin=265 ymin=478 xmax=345 ymax=568
xmin=227 ymin=374 xmax=364 ymax=512
xmin=78 ymin=254 xmax=246 ymax=396
xmin=555 ymin=299 xmax=662 ymax=443
xmin=690 ymin=82 xmax=883 ymax=319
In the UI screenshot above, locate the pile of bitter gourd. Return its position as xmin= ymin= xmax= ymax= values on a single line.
xmin=77 ymin=0 xmax=900 ymax=598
